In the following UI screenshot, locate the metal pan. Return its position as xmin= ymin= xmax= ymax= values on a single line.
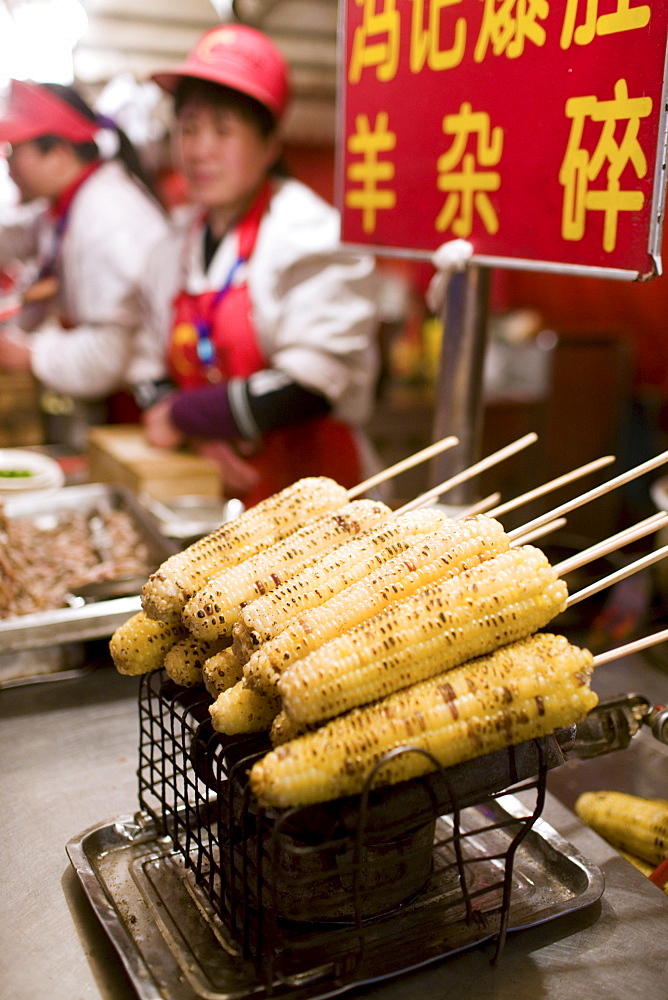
xmin=0 ymin=482 xmax=177 ymax=655
xmin=67 ymin=795 xmax=605 ymax=1000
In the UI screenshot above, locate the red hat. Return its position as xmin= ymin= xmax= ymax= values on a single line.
xmin=0 ymin=80 xmax=98 ymax=148
xmin=152 ymin=24 xmax=290 ymax=120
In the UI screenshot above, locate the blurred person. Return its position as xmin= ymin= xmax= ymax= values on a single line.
xmin=0 ymin=80 xmax=170 ymax=444
xmin=140 ymin=23 xmax=380 ymax=506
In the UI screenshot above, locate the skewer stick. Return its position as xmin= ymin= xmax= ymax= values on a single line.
xmin=567 ymin=541 xmax=668 ymax=608
xmin=486 ymin=455 xmax=615 ymax=519
xmin=554 ymin=511 xmax=668 ymax=577
xmin=395 ymin=432 xmax=538 ymax=514
xmin=508 ymin=447 xmax=668 ymax=542
xmin=452 ymin=493 xmax=501 ymax=519
xmin=510 ymin=517 xmax=567 ymax=546
xmin=593 ymin=627 xmax=668 ymax=666
xmin=347 ymin=434 xmax=459 ymax=499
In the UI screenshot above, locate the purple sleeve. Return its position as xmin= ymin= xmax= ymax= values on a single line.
xmin=169 ymin=383 xmax=238 ymax=439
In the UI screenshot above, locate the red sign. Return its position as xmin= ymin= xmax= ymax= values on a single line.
xmin=336 ymin=1 xmax=668 ymax=278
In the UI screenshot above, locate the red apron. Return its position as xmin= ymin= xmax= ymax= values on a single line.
xmin=44 ymin=163 xmax=142 ymax=425
xmin=167 ymin=185 xmax=362 ymax=506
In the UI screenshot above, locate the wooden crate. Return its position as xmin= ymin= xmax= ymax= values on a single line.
xmin=87 ymin=425 xmax=222 ymax=502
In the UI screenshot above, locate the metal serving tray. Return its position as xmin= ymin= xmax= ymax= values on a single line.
xmin=67 ymin=796 xmax=604 ymax=1000
xmin=0 ymin=483 xmax=177 ymax=655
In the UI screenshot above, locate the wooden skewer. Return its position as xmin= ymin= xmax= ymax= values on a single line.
xmin=554 ymin=511 xmax=668 ymax=577
xmin=486 ymin=455 xmax=615 ymax=519
xmin=508 ymin=447 xmax=668 ymax=542
xmin=452 ymin=493 xmax=501 ymax=519
xmin=348 ymin=443 xmax=668 ymax=660
xmin=593 ymin=627 xmax=668 ymax=666
xmin=567 ymin=541 xmax=668 ymax=608
xmin=395 ymin=432 xmax=538 ymax=514
xmin=347 ymin=434 xmax=459 ymax=499
xmin=509 ymin=517 xmax=567 ymax=546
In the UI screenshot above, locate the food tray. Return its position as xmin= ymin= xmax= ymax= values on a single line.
xmin=0 ymin=483 xmax=177 ymax=655
xmin=67 ymin=796 xmax=604 ymax=1000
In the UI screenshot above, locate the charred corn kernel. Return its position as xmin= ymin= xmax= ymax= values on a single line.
xmin=141 ymin=476 xmax=348 ymax=623
xmin=231 ymin=620 xmax=258 ymax=666
xmin=575 ymin=791 xmax=668 ymax=867
xmin=251 ymin=633 xmax=597 ymax=808
xmin=183 ymin=499 xmax=391 ymax=640
xmin=245 ymin=514 xmax=509 ymax=693
xmin=163 ymin=635 xmax=228 ymax=688
xmin=202 ymin=647 xmax=244 ymax=697
xmin=278 ymin=544 xmax=567 ymax=725
xmin=232 ymin=632 xmax=263 ymax=671
xmin=209 ymin=680 xmax=282 ymax=735
xmin=270 ymin=710 xmax=312 ymax=747
xmin=238 ymin=507 xmax=448 ymax=655
xmin=109 ymin=611 xmax=187 ymax=676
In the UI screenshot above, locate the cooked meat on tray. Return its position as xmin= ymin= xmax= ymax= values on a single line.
xmin=0 ymin=504 xmax=151 ymax=618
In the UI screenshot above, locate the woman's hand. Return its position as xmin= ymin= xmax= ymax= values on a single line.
xmin=0 ymin=326 xmax=32 ymax=371
xmin=194 ymin=439 xmax=260 ymax=496
xmin=142 ymin=395 xmax=186 ymax=449
xmin=143 ymin=395 xmax=260 ymax=495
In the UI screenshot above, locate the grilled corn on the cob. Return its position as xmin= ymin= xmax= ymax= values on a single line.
xmin=202 ymin=647 xmax=244 ymax=697
xmin=209 ymin=680 xmax=282 ymax=735
xmin=270 ymin=710 xmax=311 ymax=746
xmin=163 ymin=635 xmax=228 ymax=687
xmin=235 ymin=507 xmax=447 ymax=659
xmin=109 ymin=611 xmax=187 ymax=675
xmin=250 ymin=632 xmax=597 ymax=808
xmin=278 ymin=544 xmax=568 ymax=725
xmin=244 ymin=514 xmax=510 ymax=693
xmin=575 ymin=791 xmax=668 ymax=867
xmin=141 ymin=476 xmax=348 ymax=623
xmin=183 ymin=499 xmax=391 ymax=640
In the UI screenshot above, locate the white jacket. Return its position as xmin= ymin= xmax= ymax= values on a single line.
xmin=142 ymin=178 xmax=380 ymax=427
xmin=0 ymin=160 xmax=170 ymax=399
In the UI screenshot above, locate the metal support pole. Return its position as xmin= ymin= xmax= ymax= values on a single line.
xmin=428 ymin=264 xmax=492 ymax=503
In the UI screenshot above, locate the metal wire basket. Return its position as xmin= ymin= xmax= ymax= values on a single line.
xmin=137 ymin=669 xmax=567 ymax=989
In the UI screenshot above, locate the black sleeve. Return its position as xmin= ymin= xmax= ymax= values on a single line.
xmin=228 ymin=369 xmax=331 ymax=439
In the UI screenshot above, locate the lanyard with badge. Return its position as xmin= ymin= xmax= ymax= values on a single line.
xmin=169 ymin=183 xmax=271 ymax=387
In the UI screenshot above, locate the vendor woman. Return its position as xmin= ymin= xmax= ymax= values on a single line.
xmin=141 ymin=23 xmax=381 ymax=506
xmin=0 ymin=81 xmax=170 ymax=437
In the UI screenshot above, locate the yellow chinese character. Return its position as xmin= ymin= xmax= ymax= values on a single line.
xmin=410 ymin=0 xmax=467 ymax=73
xmin=435 ymin=103 xmax=503 ymax=236
xmin=561 ymin=0 xmax=650 ymax=49
xmin=345 ymin=112 xmax=397 ymax=233
xmin=475 ymin=0 xmax=549 ymax=61
xmin=349 ymin=0 xmax=401 ymax=83
xmin=559 ymin=79 xmax=652 ymax=252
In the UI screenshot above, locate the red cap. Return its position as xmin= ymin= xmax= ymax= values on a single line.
xmin=152 ymin=24 xmax=290 ymax=120
xmin=0 ymin=80 xmax=98 ymax=148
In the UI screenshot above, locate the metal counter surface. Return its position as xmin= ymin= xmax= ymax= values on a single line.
xmin=1 ymin=658 xmax=667 ymax=1000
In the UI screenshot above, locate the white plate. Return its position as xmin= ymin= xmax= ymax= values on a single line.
xmin=0 ymin=449 xmax=65 ymax=495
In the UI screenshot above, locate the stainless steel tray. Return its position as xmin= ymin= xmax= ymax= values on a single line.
xmin=0 ymin=483 xmax=177 ymax=655
xmin=67 ymin=796 xmax=605 ymax=1000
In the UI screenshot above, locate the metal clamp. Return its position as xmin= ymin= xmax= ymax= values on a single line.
xmin=645 ymin=704 xmax=668 ymax=745
xmin=571 ymin=694 xmax=655 ymax=758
